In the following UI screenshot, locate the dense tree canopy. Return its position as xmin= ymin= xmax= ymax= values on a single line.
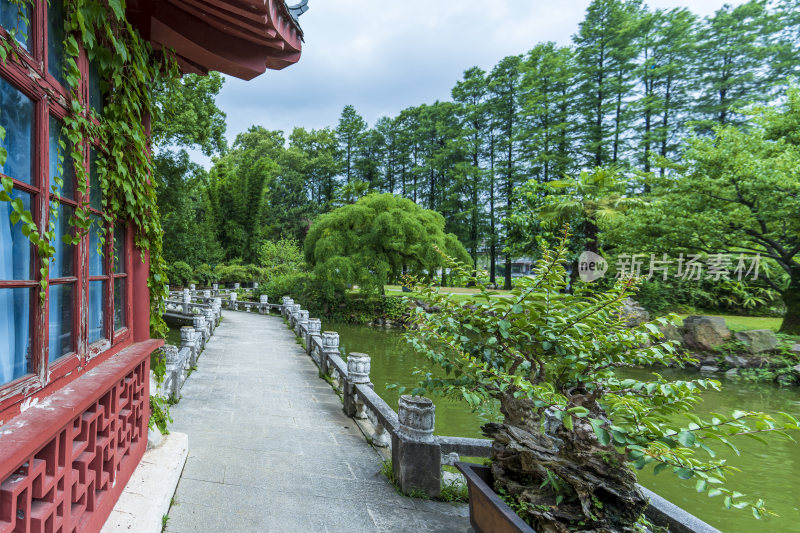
xmin=154 ymin=0 xmax=800 ymax=326
xmin=609 ymin=88 xmax=800 ymax=333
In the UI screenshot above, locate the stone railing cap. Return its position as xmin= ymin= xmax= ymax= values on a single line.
xmin=400 ymin=395 xmax=434 ymax=408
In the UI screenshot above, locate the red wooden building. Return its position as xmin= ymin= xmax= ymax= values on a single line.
xmin=0 ymin=1 xmax=304 ymax=531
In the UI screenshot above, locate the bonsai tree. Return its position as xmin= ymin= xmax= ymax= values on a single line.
xmin=404 ymin=232 xmax=799 ymax=532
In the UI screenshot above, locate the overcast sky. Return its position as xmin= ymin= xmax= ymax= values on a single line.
xmin=189 ymin=0 xmax=745 ymax=168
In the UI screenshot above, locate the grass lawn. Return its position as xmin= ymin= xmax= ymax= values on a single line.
xmin=384 ymin=285 xmax=512 ymax=295
xmin=384 ymin=285 xmax=514 ymax=303
xmin=675 ymin=313 xmax=784 ymax=333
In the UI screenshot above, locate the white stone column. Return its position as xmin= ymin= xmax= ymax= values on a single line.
xmin=320 ymin=331 xmax=339 ymax=376
xmin=193 ymin=315 xmax=208 ymax=350
xmin=180 ymin=326 xmax=198 ymax=367
xmin=295 ymin=310 xmax=309 ymax=335
xmin=229 ymin=292 xmax=238 ymax=311
xmin=204 ymin=308 xmax=215 ymax=335
xmin=345 ymin=353 xmax=371 ymax=419
xmin=306 ymin=318 xmax=321 ymax=354
xmin=392 ymin=395 xmax=440 ymax=497
xmin=182 ymin=288 xmax=191 ymax=314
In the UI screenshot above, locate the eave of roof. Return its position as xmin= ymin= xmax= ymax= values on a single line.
xmin=127 ymin=0 xmax=305 ymax=80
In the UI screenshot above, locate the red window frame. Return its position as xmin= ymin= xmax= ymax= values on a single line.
xmin=0 ymin=0 xmax=134 ymax=409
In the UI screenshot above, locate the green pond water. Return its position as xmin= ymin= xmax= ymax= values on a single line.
xmin=327 ymin=321 xmax=800 ymax=533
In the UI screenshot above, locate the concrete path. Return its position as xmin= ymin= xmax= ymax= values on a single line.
xmin=166 ymin=311 xmax=470 ymax=533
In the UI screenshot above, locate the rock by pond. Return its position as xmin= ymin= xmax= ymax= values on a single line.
xmin=682 ymin=315 xmax=731 ymax=351
xmin=733 ymin=329 xmax=779 ymax=354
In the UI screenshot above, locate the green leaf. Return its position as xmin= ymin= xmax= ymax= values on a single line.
xmin=677 ymin=431 xmax=696 ymax=447
xmin=653 ymin=462 xmax=669 ymax=476
xmin=724 ymin=496 xmax=732 ymax=509
xmin=567 ymin=406 xmax=589 ymax=418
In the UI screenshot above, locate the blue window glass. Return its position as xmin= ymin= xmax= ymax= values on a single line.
xmin=113 ymin=225 xmax=125 ymax=273
xmin=0 ymin=287 xmax=32 ymax=386
xmin=1 ymin=189 xmax=32 ymax=280
xmin=114 ymin=278 xmax=125 ymax=330
xmin=89 ymin=214 xmax=105 ymax=276
xmin=89 ymin=149 xmax=102 ymax=210
xmin=88 ymin=280 xmax=105 ymax=344
xmin=0 ymin=0 xmax=30 ymax=49
xmin=49 ymin=284 xmax=73 ymax=360
xmin=0 ymin=76 xmax=34 ymax=184
xmin=89 ymin=60 xmax=103 ymax=115
xmin=49 ymin=117 xmax=76 ymax=199
xmin=50 ymin=202 xmax=74 ymax=278
xmin=47 ymin=0 xmax=66 ymax=86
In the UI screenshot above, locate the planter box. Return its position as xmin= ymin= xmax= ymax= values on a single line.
xmin=456 ymin=462 xmax=534 ymax=533
xmin=456 ymin=462 xmax=722 ymax=533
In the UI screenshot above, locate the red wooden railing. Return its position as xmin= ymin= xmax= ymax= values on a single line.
xmin=0 ymin=341 xmax=158 ymax=533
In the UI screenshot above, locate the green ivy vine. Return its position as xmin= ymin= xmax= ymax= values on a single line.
xmin=0 ymin=0 xmax=177 ymax=338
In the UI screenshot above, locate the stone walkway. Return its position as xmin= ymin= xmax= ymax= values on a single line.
xmin=166 ymin=311 xmax=470 ymax=533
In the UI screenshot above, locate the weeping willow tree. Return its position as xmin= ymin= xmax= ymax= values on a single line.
xmin=304 ymin=193 xmax=470 ymax=299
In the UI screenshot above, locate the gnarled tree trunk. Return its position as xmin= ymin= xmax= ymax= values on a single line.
xmin=483 ymin=393 xmax=647 ymax=533
xmin=779 ymin=264 xmax=800 ymax=335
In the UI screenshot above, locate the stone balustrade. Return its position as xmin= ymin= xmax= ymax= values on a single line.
xmin=154 ymin=298 xmax=221 ymax=405
xmin=274 ymin=298 xmax=451 ymax=497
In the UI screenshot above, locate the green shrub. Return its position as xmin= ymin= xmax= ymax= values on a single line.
xmin=167 ymin=261 xmax=194 ymax=287
xmin=245 ymin=264 xmax=268 ymax=284
xmin=383 ymin=296 xmax=408 ymax=321
xmin=215 ymin=264 xmax=250 ymax=284
xmin=633 ymin=277 xmax=780 ymax=317
xmin=259 ymin=238 xmax=304 ymax=277
xmin=193 ymin=263 xmax=219 ymax=286
xmin=259 ymin=271 xmax=316 ymax=303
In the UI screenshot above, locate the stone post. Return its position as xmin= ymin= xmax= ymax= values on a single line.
xmin=282 ymin=297 xmax=294 ymax=318
xmin=295 ymin=310 xmax=309 ymax=336
xmin=289 ymin=304 xmax=301 ymax=328
xmin=164 ymin=345 xmax=181 ymax=400
xmin=306 ymin=318 xmax=321 ymax=354
xmin=233 ymin=282 xmax=240 ymax=290
xmin=229 ymin=291 xmax=238 ymax=311
xmin=203 ymin=289 xmax=212 ymax=300
xmin=392 ymin=395 xmax=441 ymax=497
xmin=213 ymin=298 xmax=222 ymax=324
xmin=180 ymin=326 xmax=198 ymax=367
xmin=182 ymin=288 xmax=191 ymax=314
xmin=344 ymin=353 xmax=371 ymax=418
xmin=193 ymin=315 xmax=207 ymax=350
xmin=253 ymin=282 xmax=259 ymax=289
xmin=260 ymin=295 xmax=269 ymax=315
xmin=189 ymin=283 xmax=196 ymax=291
xmin=320 ymin=331 xmax=339 ymax=376
xmin=212 ymin=283 xmax=219 ymax=296
xmin=204 ymin=308 xmax=216 ymax=335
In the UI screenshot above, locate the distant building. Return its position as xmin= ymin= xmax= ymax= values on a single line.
xmin=0 ymin=1 xmax=304 ymax=530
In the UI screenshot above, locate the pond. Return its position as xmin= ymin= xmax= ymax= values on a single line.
xmin=328 ymin=321 xmax=800 ymax=533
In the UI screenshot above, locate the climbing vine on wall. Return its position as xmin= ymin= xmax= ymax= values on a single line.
xmin=0 ymin=0 xmax=177 ymax=338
